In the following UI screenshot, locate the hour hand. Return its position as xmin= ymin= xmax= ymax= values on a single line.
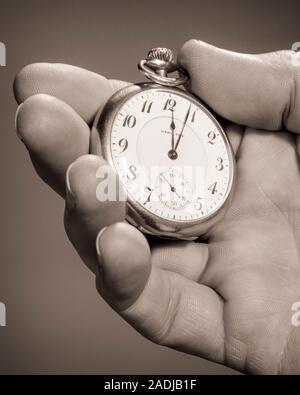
xmin=168 ymin=109 xmax=178 ymax=160
xmin=170 ymin=109 xmax=176 ymax=151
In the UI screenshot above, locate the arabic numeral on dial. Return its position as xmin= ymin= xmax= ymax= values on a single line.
xmin=208 ymin=131 xmax=216 ymax=145
xmin=208 ymin=182 xmax=218 ymax=194
xmin=118 ymin=138 xmax=128 ymax=153
xmin=194 ymin=197 xmax=203 ymax=210
xmin=216 ymin=157 xmax=224 ymax=171
xmin=123 ymin=114 xmax=136 ymax=128
xmin=191 ymin=109 xmax=197 ymax=123
xmin=141 ymin=100 xmax=153 ymax=113
xmin=164 ymin=98 xmax=176 ymax=111
xmin=127 ymin=165 xmax=137 ymax=180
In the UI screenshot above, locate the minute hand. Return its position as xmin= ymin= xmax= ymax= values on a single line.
xmin=174 ymin=104 xmax=191 ymax=153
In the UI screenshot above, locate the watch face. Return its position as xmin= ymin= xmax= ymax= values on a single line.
xmin=108 ymin=87 xmax=233 ymax=223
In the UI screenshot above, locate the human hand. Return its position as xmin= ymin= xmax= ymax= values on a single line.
xmin=14 ymin=40 xmax=300 ymax=374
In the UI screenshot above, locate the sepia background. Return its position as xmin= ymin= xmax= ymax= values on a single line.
xmin=0 ymin=0 xmax=299 ymax=374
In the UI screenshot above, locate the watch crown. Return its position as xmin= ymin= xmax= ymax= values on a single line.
xmin=147 ymin=48 xmax=175 ymax=63
xmin=138 ymin=47 xmax=189 ymax=87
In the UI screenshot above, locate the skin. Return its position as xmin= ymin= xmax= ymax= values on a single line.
xmin=14 ymin=40 xmax=300 ymax=374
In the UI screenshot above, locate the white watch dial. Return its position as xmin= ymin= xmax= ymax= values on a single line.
xmin=110 ymin=88 xmax=231 ymax=222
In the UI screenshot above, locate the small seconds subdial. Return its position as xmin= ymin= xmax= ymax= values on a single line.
xmin=157 ymin=169 xmax=192 ymax=210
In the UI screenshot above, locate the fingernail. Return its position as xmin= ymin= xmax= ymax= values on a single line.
xmin=66 ymin=162 xmax=76 ymax=210
xmin=15 ymin=103 xmax=24 ymax=142
xmin=96 ymin=227 xmax=108 ymax=259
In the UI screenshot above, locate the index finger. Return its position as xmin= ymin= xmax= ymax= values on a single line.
xmin=14 ymin=63 xmax=129 ymax=197
xmin=179 ymin=40 xmax=300 ymax=133
xmin=14 ymin=63 xmax=129 ymax=124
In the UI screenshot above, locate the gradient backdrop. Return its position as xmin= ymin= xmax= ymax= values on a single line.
xmin=0 ymin=0 xmax=299 ymax=374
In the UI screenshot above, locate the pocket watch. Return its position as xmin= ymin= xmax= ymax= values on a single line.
xmin=95 ymin=48 xmax=236 ymax=240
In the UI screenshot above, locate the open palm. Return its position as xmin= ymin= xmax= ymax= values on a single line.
xmin=203 ymin=127 xmax=300 ymax=374
xmin=15 ymin=40 xmax=300 ymax=374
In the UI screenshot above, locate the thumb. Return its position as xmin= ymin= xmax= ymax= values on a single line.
xmin=96 ymin=223 xmax=152 ymax=312
xmin=95 ymin=223 xmax=225 ymax=362
xmin=178 ymin=40 xmax=300 ymax=133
